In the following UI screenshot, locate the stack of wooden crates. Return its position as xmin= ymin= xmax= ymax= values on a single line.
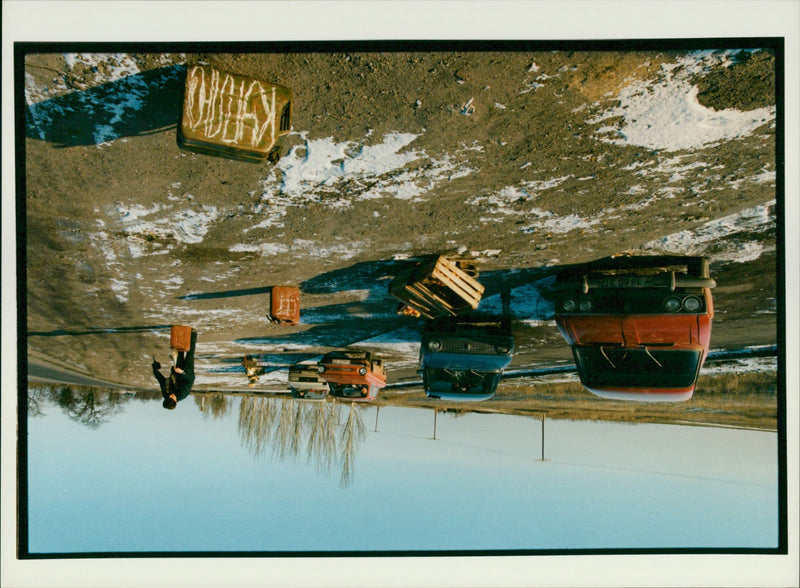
xmin=389 ymin=255 xmax=484 ymax=319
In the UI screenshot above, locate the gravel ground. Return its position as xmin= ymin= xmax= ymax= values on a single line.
xmin=21 ymin=45 xmax=779 ymax=391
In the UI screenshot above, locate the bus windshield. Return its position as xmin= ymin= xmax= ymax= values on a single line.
xmin=574 ymin=347 xmax=702 ymax=389
xmin=426 ymin=369 xmax=500 ymax=396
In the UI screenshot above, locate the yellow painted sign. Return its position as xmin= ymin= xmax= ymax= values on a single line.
xmin=179 ymin=65 xmax=292 ymax=162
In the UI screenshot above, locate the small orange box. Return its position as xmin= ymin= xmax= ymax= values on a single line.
xmin=269 ymin=286 xmax=300 ymax=325
xmin=170 ymin=325 xmax=193 ymax=351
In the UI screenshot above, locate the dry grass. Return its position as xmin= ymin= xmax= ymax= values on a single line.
xmin=29 ymin=369 xmax=779 ymax=432
xmin=378 ymin=371 xmax=779 ymax=430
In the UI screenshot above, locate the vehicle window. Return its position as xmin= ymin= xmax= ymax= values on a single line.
xmin=574 ymin=348 xmax=702 ymax=388
xmin=426 ymin=369 xmax=499 ymax=395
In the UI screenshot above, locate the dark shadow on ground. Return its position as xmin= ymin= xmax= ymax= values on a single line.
xmin=477 ymin=266 xmax=557 ymax=297
xmin=26 ymin=65 xmax=185 ymax=147
xmin=178 ymin=286 xmax=272 ymax=301
xmin=301 ymin=256 xmax=556 ymax=298
xmin=234 ymin=317 xmax=417 ymax=348
xmin=300 ymin=259 xmax=407 ymax=294
xmin=298 ymin=256 xmax=562 ymax=327
xmin=29 ymin=325 xmax=172 ymax=337
xmin=207 ymin=352 xmax=314 ymax=367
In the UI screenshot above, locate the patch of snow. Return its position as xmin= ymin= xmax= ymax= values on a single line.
xmin=118 ymin=203 xmax=162 ymax=222
xmin=468 ymin=177 xmax=575 ymax=218
xmin=90 ymin=231 xmax=118 ymax=264
xmin=701 ymin=356 xmax=777 ymax=375
xmin=524 ymin=175 xmax=573 ymax=192
xmin=117 ymin=205 xmax=220 ymax=245
xmin=109 ymin=278 xmax=129 ymax=303
xmin=250 ymin=131 xmax=477 ymax=229
xmin=641 ymin=200 xmax=775 ymax=260
xmin=24 ymin=72 xmax=68 ymax=106
xmin=350 ymin=327 xmax=421 ymax=361
xmin=712 ymin=241 xmax=769 ymax=263
xmin=195 ymin=370 xmax=289 ymax=387
xmin=589 ymin=51 xmax=776 ymax=152
xmin=230 ymin=243 xmax=289 ymax=257
xmin=650 ymin=157 xmax=710 ymax=183
xmin=470 ymin=249 xmax=502 ymax=259
xmin=519 ymin=82 xmax=544 ymax=94
xmin=127 ymin=240 xmax=146 ymax=258
xmin=523 ymin=209 xmax=601 ymax=234
xmin=293 ymin=240 xmax=366 ymax=260
xmin=752 ymin=168 xmax=776 ymax=184
xmin=280 ymin=132 xmax=421 ymax=197
xmin=63 ymin=53 xmax=141 ymax=83
xmin=158 ymin=276 xmax=184 ymax=290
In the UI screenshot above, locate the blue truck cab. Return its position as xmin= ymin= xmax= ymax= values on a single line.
xmin=419 ymin=318 xmax=514 ymax=401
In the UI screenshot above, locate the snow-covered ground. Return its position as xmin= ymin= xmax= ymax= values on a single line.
xmin=26 ymin=51 xmax=776 ymax=269
xmin=589 ymin=51 xmax=775 ymax=152
xmin=22 ymin=49 xmax=779 ymax=390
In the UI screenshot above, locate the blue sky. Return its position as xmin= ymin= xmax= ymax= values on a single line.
xmin=25 ymin=396 xmax=778 ymax=554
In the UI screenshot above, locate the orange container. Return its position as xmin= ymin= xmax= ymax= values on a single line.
xmin=170 ymin=325 xmax=193 ymax=351
xmin=269 ymin=286 xmax=300 ymax=325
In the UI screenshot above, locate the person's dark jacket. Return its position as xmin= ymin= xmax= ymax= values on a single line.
xmin=153 ymin=329 xmax=197 ymax=401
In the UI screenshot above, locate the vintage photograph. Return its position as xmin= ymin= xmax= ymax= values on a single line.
xmin=6 ymin=0 xmax=796 ymax=579
xmin=19 ymin=40 xmax=783 ymax=553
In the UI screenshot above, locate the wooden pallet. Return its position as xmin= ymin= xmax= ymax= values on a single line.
xmin=389 ymin=256 xmax=484 ymax=319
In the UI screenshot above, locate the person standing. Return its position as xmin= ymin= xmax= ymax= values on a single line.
xmin=152 ymin=328 xmax=197 ymax=409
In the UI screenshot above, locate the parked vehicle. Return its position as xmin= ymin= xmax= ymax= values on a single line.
xmin=179 ymin=64 xmax=292 ymax=163
xmin=553 ymin=255 xmax=715 ymax=402
xmin=317 ymin=350 xmax=386 ymax=402
xmin=242 ymin=354 xmax=265 ymax=386
xmin=288 ymin=364 xmax=330 ymax=399
xmin=419 ymin=318 xmax=514 ymax=401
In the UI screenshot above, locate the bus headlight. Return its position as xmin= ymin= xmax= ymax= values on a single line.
xmin=683 ymin=296 xmax=702 ymax=312
xmin=663 ymin=296 xmax=682 ymax=312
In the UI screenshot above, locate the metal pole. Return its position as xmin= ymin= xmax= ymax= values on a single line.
xmin=431 ymin=408 xmax=438 ymax=440
xmin=537 ymin=413 xmax=549 ymax=462
xmin=374 ymin=406 xmax=380 ymax=432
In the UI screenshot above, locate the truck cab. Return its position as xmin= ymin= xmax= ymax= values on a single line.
xmin=288 ymin=363 xmax=330 ymax=400
xmin=554 ymin=255 xmax=715 ymax=402
xmin=317 ymin=350 xmax=386 ymax=402
xmin=419 ymin=318 xmax=514 ymax=401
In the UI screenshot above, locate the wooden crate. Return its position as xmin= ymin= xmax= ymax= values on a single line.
xmin=389 ymin=256 xmax=484 ymax=319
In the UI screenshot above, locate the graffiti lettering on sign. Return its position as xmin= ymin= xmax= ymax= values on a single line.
xmin=184 ymin=66 xmax=278 ymax=148
xmin=275 ymin=297 xmax=299 ymax=318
